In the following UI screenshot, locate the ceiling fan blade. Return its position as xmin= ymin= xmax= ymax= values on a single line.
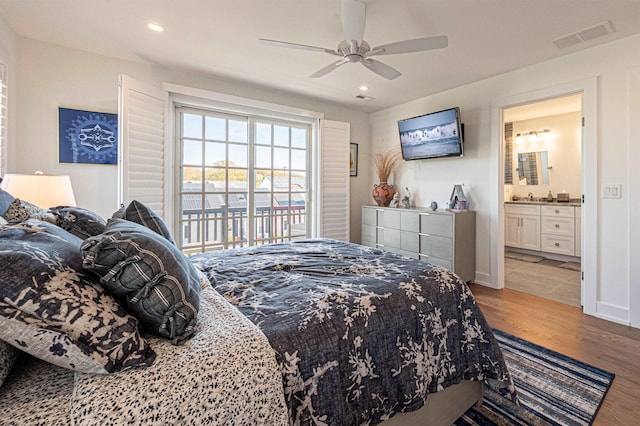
xmin=310 ymin=59 xmax=348 ymax=78
xmin=362 ymin=59 xmax=401 ymax=80
xmin=371 ymin=35 xmax=448 ymax=56
xmin=342 ymin=0 xmax=366 ymax=44
xmin=259 ymin=38 xmax=341 ymax=56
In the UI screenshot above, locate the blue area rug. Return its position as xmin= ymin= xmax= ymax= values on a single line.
xmin=455 ymin=329 xmax=615 ymax=426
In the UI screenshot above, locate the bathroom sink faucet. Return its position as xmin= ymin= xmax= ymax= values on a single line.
xmin=528 ymin=192 xmax=534 ymax=201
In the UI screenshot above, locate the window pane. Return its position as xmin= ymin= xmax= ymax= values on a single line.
xmin=204 ymin=168 xmax=226 ymax=191
xmin=181 ymin=168 xmax=202 ymax=191
xmin=183 ymin=113 xmax=202 ymax=138
xmin=291 ymin=172 xmax=306 ymax=190
xmin=291 ymin=128 xmax=306 ymax=148
xmin=273 ymin=147 xmax=289 ymax=170
xmin=229 ymin=120 xmax=247 ymax=143
xmin=228 ymin=169 xmax=248 ymax=191
xmin=255 ymin=122 xmax=271 ymax=145
xmin=228 ymin=144 xmax=247 ymax=167
xmin=291 ymin=149 xmax=305 ymax=170
xmin=274 ymin=171 xmax=290 ymax=192
xmin=205 ymin=116 xmax=225 ymax=140
xmin=255 ymin=146 xmax=271 ymax=168
xmin=288 ymin=212 xmax=307 ymax=238
xmin=274 ymin=125 xmax=289 ymax=147
xmin=205 ymin=142 xmax=225 ymax=166
xmin=183 ymin=140 xmax=202 ymax=165
xmin=255 ymin=169 xmax=271 ymax=191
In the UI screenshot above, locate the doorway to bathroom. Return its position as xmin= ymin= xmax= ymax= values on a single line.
xmin=502 ymin=94 xmax=582 ymax=307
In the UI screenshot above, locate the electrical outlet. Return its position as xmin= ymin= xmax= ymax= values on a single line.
xmin=602 ymin=184 xmax=622 ymax=199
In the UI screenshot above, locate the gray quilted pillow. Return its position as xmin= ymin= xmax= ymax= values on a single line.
xmin=81 ymin=219 xmax=200 ymax=344
xmin=112 ymin=200 xmax=174 ymax=244
xmin=0 ymin=220 xmax=156 ymax=374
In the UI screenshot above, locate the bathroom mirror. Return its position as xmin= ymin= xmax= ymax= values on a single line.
xmin=516 ymin=151 xmax=549 ymax=185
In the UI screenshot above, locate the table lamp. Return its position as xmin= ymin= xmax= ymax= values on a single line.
xmin=0 ymin=172 xmax=77 ymax=208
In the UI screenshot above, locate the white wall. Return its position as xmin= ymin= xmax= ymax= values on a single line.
xmin=0 ymin=14 xmax=17 ymax=174
xmin=509 ymin=112 xmax=582 ymax=199
xmin=368 ymin=34 xmax=640 ymax=326
xmin=7 ymin=34 xmax=369 ymax=243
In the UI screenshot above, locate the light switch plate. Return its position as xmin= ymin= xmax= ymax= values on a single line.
xmin=602 ymin=184 xmax=622 ymax=198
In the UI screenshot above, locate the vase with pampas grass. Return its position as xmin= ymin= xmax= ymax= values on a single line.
xmin=372 ymin=148 xmax=403 ymax=206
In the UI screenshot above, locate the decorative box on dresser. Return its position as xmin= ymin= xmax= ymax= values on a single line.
xmin=361 ymin=206 xmax=476 ymax=283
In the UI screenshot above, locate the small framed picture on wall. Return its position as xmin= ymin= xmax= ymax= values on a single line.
xmin=350 ymin=143 xmax=358 ymax=177
xmin=59 ymin=107 xmax=118 ymax=165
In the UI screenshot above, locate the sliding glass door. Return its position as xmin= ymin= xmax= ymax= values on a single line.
xmin=176 ymin=107 xmax=310 ymax=254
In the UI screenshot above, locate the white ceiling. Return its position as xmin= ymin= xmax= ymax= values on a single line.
xmin=1 ymin=0 xmax=640 ymax=113
xmin=504 ymin=94 xmax=582 ymax=123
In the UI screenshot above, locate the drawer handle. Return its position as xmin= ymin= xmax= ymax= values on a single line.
xmin=555 ymin=224 xmax=560 ymax=228
xmin=555 ymin=242 xmax=560 ymax=247
xmin=555 ymin=209 xmax=560 ymax=214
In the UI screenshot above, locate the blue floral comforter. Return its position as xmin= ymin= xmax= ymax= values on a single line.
xmin=191 ymin=238 xmax=514 ymax=425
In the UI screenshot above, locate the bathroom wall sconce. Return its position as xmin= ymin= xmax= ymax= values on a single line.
xmin=515 ymin=129 xmax=551 ymax=144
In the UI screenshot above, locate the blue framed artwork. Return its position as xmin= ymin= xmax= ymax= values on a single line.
xmin=59 ymin=107 xmax=118 ymax=165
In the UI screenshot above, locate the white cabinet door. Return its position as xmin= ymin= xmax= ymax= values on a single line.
xmin=520 ymin=215 xmax=541 ymax=250
xmin=504 ymin=215 xmax=521 ymax=248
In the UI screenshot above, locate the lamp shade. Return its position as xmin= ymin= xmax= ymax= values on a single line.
xmin=0 ymin=173 xmax=77 ymax=208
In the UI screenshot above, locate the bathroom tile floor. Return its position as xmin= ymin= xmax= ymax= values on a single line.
xmin=504 ymin=257 xmax=582 ymax=307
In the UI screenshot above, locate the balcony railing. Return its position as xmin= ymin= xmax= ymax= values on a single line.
xmin=180 ymin=205 xmax=306 ymax=253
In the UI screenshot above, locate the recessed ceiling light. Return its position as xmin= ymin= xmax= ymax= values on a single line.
xmin=359 ymin=85 xmax=369 ymax=91
xmin=147 ymin=22 xmax=164 ymax=32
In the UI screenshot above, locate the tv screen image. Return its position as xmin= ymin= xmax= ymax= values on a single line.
xmin=398 ymin=107 xmax=463 ymax=160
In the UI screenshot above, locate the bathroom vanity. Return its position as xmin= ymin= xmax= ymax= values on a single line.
xmin=505 ymin=200 xmax=581 ymax=257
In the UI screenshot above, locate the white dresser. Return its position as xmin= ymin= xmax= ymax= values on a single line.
xmin=361 ymin=206 xmax=476 ymax=282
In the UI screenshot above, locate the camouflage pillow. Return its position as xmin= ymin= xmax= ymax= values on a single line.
xmin=2 ymin=198 xmax=55 ymax=224
xmin=0 ymin=220 xmax=156 ymax=374
xmin=0 ymin=340 xmax=19 ymax=387
xmin=49 ymin=205 xmax=106 ymax=239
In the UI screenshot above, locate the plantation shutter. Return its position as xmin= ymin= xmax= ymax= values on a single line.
xmin=117 ymin=75 xmax=167 ymax=219
xmin=318 ymin=119 xmax=350 ymax=241
xmin=0 ymin=63 xmax=7 ymax=178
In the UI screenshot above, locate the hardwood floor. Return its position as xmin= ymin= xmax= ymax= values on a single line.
xmin=469 ymin=284 xmax=640 ymax=425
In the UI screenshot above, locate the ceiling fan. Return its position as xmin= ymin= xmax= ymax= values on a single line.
xmin=259 ymin=0 xmax=448 ymax=80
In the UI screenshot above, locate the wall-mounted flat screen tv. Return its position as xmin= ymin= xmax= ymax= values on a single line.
xmin=398 ymin=107 xmax=463 ymax=160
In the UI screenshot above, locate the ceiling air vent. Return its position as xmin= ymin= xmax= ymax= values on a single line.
xmin=355 ymin=94 xmax=375 ymax=101
xmin=552 ymin=21 xmax=615 ymax=49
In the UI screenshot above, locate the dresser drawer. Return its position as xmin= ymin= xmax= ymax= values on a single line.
xmin=541 ymin=234 xmax=575 ymax=256
xmin=400 ymin=211 xmax=420 ymax=232
xmin=541 ymin=216 xmax=575 ymax=237
xmin=379 ymin=209 xmax=401 ymax=229
xmin=419 ymin=254 xmax=452 ymax=270
xmin=378 ymin=228 xmax=401 ymax=249
xmin=541 ymin=205 xmax=574 ymax=218
xmin=401 ymin=230 xmax=419 ymax=253
xmin=361 ymin=224 xmax=377 ymax=245
xmin=419 ymin=213 xmax=453 ymax=237
xmin=362 ymin=207 xmax=379 ymax=226
xmin=420 ymin=234 xmax=452 ymax=260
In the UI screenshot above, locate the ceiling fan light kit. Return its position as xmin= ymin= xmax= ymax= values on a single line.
xmin=259 ymin=0 xmax=448 ymax=80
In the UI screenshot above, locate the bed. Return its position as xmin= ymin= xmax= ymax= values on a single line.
xmin=0 ymin=197 xmax=514 ymax=425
